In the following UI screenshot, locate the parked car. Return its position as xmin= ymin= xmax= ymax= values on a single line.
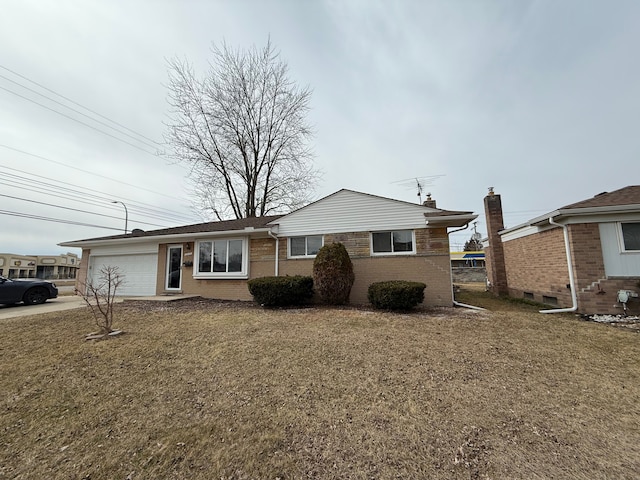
xmin=0 ymin=276 xmax=58 ymax=305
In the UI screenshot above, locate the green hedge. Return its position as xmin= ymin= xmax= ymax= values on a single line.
xmin=247 ymin=275 xmax=314 ymax=307
xmin=367 ymin=280 xmax=426 ymax=311
xmin=312 ymin=242 xmax=355 ymax=305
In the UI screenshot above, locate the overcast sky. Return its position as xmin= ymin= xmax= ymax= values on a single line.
xmin=1 ymin=0 xmax=639 ymax=255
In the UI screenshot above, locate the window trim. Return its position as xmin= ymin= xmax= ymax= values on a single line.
xmin=194 ymin=237 xmax=249 ymax=279
xmin=370 ymin=230 xmax=416 ymax=256
xmin=287 ymin=235 xmax=324 ymax=258
xmin=618 ymin=222 xmax=640 ymax=253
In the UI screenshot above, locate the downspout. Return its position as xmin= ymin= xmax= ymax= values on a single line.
xmin=540 ymin=217 xmax=578 ymax=314
xmin=446 ymin=223 xmax=486 ymax=311
xmin=268 ymin=230 xmax=279 ymax=276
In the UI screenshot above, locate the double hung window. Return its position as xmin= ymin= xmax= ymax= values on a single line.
xmin=371 ymin=230 xmax=415 ymax=255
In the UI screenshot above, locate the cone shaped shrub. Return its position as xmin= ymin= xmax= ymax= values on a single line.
xmin=312 ymin=242 xmax=355 ymax=305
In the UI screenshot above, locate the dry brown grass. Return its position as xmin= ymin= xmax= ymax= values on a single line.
xmin=1 ymin=292 xmax=639 ymax=479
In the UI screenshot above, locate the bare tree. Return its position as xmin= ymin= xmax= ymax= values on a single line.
xmin=165 ymin=39 xmax=319 ymax=220
xmin=80 ymin=265 xmax=125 ymax=337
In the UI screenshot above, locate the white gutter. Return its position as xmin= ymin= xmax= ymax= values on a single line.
xmin=446 ymin=223 xmax=486 ymax=311
xmin=539 ymin=217 xmax=578 ymax=314
xmin=268 ymin=230 xmax=279 ymax=276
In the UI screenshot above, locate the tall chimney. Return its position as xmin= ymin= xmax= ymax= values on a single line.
xmin=484 ymin=187 xmax=509 ymax=295
xmin=422 ymin=193 xmax=437 ymax=209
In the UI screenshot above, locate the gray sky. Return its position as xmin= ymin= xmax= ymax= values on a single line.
xmin=1 ymin=0 xmax=639 ymax=255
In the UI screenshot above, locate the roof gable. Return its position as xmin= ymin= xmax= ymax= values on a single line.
xmin=271 ymin=189 xmax=474 ymax=235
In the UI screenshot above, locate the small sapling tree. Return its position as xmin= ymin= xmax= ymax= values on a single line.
xmin=81 ymin=265 xmax=125 ymax=339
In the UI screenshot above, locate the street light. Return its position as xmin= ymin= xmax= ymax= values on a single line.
xmin=112 ymin=200 xmax=128 ymax=234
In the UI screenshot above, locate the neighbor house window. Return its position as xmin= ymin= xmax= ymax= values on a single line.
xmin=621 ymin=223 xmax=640 ymax=251
xmin=289 ymin=235 xmax=323 ymax=257
xmin=371 ymin=230 xmax=415 ymax=255
xmin=195 ymin=238 xmax=246 ymax=277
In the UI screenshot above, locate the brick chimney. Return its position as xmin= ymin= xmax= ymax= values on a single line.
xmin=484 ymin=188 xmax=509 ymax=295
xmin=422 ymin=193 xmax=437 ymax=209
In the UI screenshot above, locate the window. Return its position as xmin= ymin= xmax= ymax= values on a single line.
xmin=289 ymin=235 xmax=323 ymax=257
xmin=195 ymin=239 xmax=246 ymax=277
xmin=621 ymin=223 xmax=640 ymax=251
xmin=371 ymin=230 xmax=415 ymax=255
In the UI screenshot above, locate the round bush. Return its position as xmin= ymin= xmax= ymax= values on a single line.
xmin=368 ymin=280 xmax=426 ymax=310
xmin=247 ymin=275 xmax=313 ymax=307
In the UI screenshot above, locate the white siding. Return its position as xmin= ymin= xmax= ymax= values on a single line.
xmin=599 ymin=222 xmax=640 ymax=277
xmin=273 ymin=190 xmax=435 ymax=236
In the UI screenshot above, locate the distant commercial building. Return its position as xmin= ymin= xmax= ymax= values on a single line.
xmin=450 ymin=250 xmax=486 ymax=284
xmin=0 ymin=252 xmax=80 ymax=279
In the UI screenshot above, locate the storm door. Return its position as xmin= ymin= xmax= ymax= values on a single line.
xmin=166 ymin=245 xmax=183 ymax=290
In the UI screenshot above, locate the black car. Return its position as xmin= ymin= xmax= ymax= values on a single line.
xmin=0 ymin=276 xmax=58 ymax=305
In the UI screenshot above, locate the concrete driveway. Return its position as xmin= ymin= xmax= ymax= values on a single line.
xmin=0 ymin=294 xmax=198 ymax=320
xmin=0 ymin=296 xmax=89 ymax=320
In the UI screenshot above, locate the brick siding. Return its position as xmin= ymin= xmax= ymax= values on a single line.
xmin=500 ymin=223 xmax=640 ymax=314
xmin=502 ymin=227 xmax=572 ymax=307
xmin=152 ymin=228 xmax=454 ymax=306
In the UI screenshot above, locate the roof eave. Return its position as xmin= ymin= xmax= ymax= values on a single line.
xmin=500 ymin=203 xmax=640 ymax=235
xmin=424 ymin=213 xmax=478 ymax=228
xmin=59 ymin=226 xmax=276 ymax=249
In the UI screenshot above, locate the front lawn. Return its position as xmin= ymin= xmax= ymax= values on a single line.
xmin=1 ymin=296 xmax=638 ymax=479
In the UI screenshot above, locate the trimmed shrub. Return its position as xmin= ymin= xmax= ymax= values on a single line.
xmin=312 ymin=242 xmax=355 ymax=305
xmin=247 ymin=275 xmax=313 ymax=307
xmin=368 ymin=280 xmax=426 ymax=311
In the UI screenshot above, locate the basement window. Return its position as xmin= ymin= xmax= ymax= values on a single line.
xmin=620 ymin=223 xmax=640 ymax=251
xmin=542 ymin=295 xmax=558 ymax=306
xmin=523 ymin=292 xmax=534 ymax=300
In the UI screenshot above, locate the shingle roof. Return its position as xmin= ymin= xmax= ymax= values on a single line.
xmin=561 ymin=186 xmax=640 ymax=209
xmin=75 ymin=215 xmax=283 ymax=242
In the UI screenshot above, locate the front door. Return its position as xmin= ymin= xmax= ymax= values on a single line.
xmin=166 ymin=245 xmax=182 ymax=290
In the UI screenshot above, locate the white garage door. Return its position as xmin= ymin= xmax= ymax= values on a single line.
xmin=89 ymin=254 xmax=158 ymax=296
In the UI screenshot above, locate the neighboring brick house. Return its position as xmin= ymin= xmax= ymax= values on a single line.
xmin=483 ymin=186 xmax=640 ymax=314
xmin=61 ymin=189 xmax=476 ymax=306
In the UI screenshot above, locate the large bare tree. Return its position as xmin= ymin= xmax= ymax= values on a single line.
xmin=165 ymin=40 xmax=319 ymax=220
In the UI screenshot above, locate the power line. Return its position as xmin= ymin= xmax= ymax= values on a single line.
xmin=0 ymin=209 xmax=119 ymax=231
xmin=0 ymin=64 xmax=162 ymax=147
xmin=0 ymin=85 xmax=159 ymax=155
xmin=0 ymin=170 xmax=194 ymax=224
xmin=0 ymin=72 xmax=161 ymax=151
xmin=0 ymin=168 xmax=192 ymax=223
xmin=0 ymin=144 xmax=192 ymax=207
xmin=0 ymin=193 xmax=171 ymax=229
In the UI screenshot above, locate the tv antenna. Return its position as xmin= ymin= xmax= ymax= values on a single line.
xmin=392 ymin=175 xmax=445 ymax=204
